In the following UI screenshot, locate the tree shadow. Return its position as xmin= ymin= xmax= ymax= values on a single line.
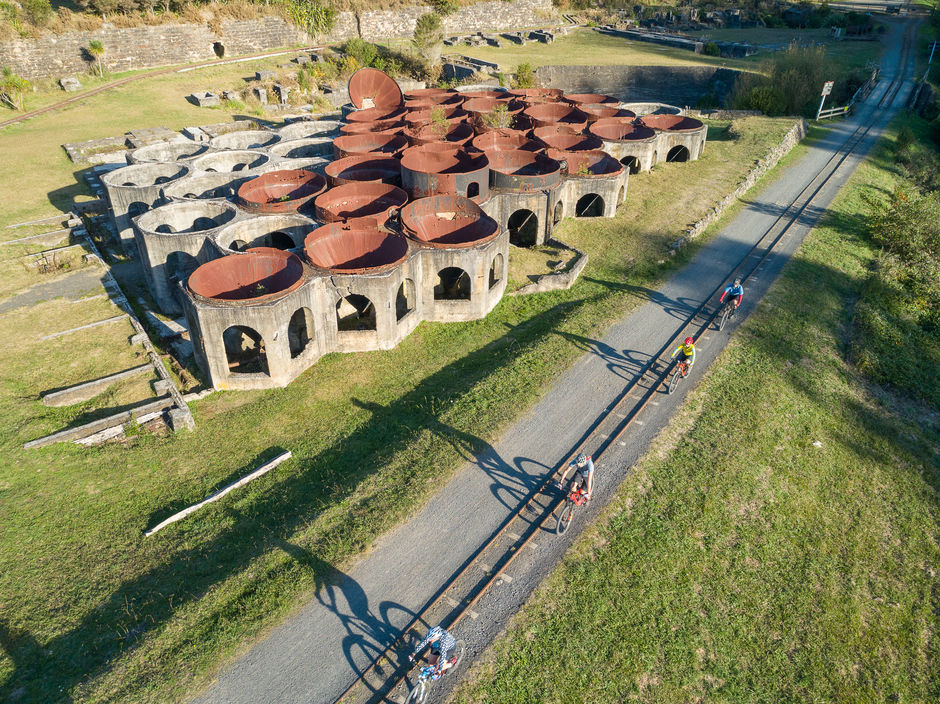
xmin=582 ymin=276 xmax=700 ymax=322
xmin=0 ymin=300 xmax=585 ymax=702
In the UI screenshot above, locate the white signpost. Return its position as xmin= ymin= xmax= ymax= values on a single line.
xmin=816 ymin=80 xmax=834 ymax=120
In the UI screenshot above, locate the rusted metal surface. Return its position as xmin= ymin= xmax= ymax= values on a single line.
xmin=324 ymin=155 xmax=402 ymax=187
xmin=304 ymin=221 xmax=409 ymax=273
xmin=237 ymin=169 xmax=327 ymax=214
xmin=589 ymin=119 xmax=657 ymax=142
xmin=507 ymin=87 xmax=564 ymax=102
xmin=314 ymin=182 xmax=409 ymax=225
xmin=403 ymin=88 xmax=454 ymax=101
xmin=546 ymin=149 xmax=623 ymax=178
xmin=348 ymin=67 xmax=404 ymax=110
xmin=404 ymin=94 xmax=464 ymax=111
xmin=471 ymin=130 xmax=542 ymax=154
xmin=531 ymin=124 xmax=580 ymax=142
xmin=400 ymin=194 xmax=500 ymax=249
xmin=564 ymin=93 xmax=619 ymax=105
xmin=333 ymin=132 xmax=408 ymax=160
xmin=404 ymin=120 xmax=474 ymax=147
xmin=339 ymin=119 xmax=407 ymax=136
xmin=462 ymin=97 xmax=527 ymax=124
xmin=535 ymin=133 xmax=603 ymax=152
xmin=399 ymin=145 xmax=490 ymax=201
xmin=523 ymin=103 xmax=589 ymax=131
xmin=487 ymin=149 xmax=561 ymax=191
xmin=345 ymin=106 xmax=406 ymax=124
xmin=404 ymin=107 xmax=468 ymax=127
xmin=188 ymin=247 xmax=305 ymax=302
xmin=578 ymin=104 xmax=636 ymax=122
xmin=458 ymin=89 xmax=509 ymax=100
xmin=639 ymin=114 xmax=706 ymax=132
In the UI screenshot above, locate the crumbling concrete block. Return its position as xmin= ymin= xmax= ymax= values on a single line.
xmin=189 ymin=92 xmax=221 ymax=108
xmin=252 ymin=86 xmax=268 ymax=105
xmin=59 ymin=76 xmax=82 ymax=92
xmin=255 ymin=70 xmax=275 ymax=81
xmin=166 ymin=406 xmax=195 ymax=433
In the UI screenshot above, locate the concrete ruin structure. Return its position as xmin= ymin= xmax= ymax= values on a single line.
xmin=101 ymin=68 xmax=707 ymax=390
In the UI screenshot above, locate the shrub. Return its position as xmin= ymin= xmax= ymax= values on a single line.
xmin=341 ymin=38 xmax=379 ymax=68
xmin=430 ymin=0 xmax=459 ymax=16
xmin=20 ymin=0 xmax=52 ymax=25
xmin=0 ymin=66 xmax=31 ymax=110
xmin=413 ymin=11 xmax=443 ymax=52
xmin=512 ymin=61 xmax=536 ymax=89
xmin=703 ymin=41 xmax=720 ymax=57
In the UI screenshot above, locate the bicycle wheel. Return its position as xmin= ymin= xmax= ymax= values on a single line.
xmin=452 ymin=640 xmax=466 ymax=669
xmin=718 ymin=303 xmax=731 ymax=331
xmin=668 ymin=368 xmax=681 ymax=395
xmin=556 ymin=501 xmax=575 ymax=535
xmin=405 ymin=680 xmax=427 ymax=704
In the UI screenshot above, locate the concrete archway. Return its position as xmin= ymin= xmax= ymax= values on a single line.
xmin=223 ymin=326 xmax=269 ymax=375
xmin=508 ymin=209 xmax=538 ymax=247
xmin=435 ymin=267 xmax=471 ymax=300
xmin=337 ymin=294 xmax=376 ymax=331
xmin=288 ymin=307 xmax=314 ymax=358
xmin=575 ymin=193 xmax=605 ymax=217
xmin=666 ymin=145 xmax=690 ymax=162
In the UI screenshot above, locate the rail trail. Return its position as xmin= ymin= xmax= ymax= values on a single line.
xmin=333 ymin=19 xmax=915 ymax=704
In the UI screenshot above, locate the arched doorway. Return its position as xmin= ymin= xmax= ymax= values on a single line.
xmin=666 ymin=145 xmax=690 ymax=162
xmin=336 ymin=294 xmax=376 ymax=331
xmin=507 ymin=209 xmax=538 ymax=247
xmin=223 ymin=326 xmax=268 ymax=375
xmin=229 ymin=239 xmax=249 ymax=252
xmin=213 ymin=42 xmax=226 ymax=58
xmin=489 ymin=253 xmax=503 ymax=289
xmin=575 ymin=193 xmax=604 ymax=217
xmin=397 ymin=279 xmax=416 ymax=320
xmin=268 ymin=231 xmax=295 ymax=250
xmin=552 ymin=201 xmax=564 ymax=225
xmin=288 ymin=307 xmax=314 ymax=358
xmin=467 ymin=182 xmax=480 ymax=199
xmin=620 ymin=155 xmax=640 ymax=174
xmin=435 ymin=267 xmax=471 ymax=300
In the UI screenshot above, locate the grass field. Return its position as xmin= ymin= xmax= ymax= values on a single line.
xmin=452 ymin=117 xmax=939 ymax=704
xmin=0 ymin=115 xmax=800 ymax=703
xmin=452 ymin=26 xmax=884 ymax=74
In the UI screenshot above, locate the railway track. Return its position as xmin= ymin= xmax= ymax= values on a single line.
xmin=330 ymin=19 xmax=915 ymax=704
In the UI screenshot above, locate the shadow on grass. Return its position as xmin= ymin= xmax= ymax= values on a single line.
xmin=0 ymin=300 xmax=585 ymax=703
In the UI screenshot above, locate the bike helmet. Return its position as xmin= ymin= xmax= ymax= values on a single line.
xmin=684 ymin=337 xmax=694 ymax=345
xmin=734 ymin=278 xmax=741 ymax=287
xmin=573 ymin=452 xmax=587 ymax=466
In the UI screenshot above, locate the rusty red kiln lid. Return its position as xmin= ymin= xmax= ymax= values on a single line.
xmin=349 ymin=68 xmax=404 ymax=111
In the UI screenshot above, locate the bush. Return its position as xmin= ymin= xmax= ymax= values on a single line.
xmin=413 ymin=11 xmax=442 ymax=52
xmin=703 ymin=41 xmax=720 ymax=57
xmin=512 ymin=61 xmax=536 ymax=89
xmin=341 ymin=38 xmax=379 ymax=68
xmin=429 ymin=0 xmax=459 ymax=16
xmin=19 ymin=0 xmax=52 ymax=25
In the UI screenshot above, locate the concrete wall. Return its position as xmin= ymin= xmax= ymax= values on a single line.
xmin=535 ymin=65 xmax=744 ymax=107
xmin=0 ymin=0 xmax=553 ymax=79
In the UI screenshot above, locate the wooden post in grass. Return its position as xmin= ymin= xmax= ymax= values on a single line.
xmin=145 ymin=451 xmax=292 ymax=536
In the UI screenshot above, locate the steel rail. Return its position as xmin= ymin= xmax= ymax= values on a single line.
xmin=335 ymin=21 xmax=915 ymax=704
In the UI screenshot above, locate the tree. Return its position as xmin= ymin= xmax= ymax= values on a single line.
xmin=413 ymin=12 xmax=444 ymax=64
xmin=0 ymin=66 xmax=32 ymax=111
xmin=87 ymin=40 xmax=106 ymax=77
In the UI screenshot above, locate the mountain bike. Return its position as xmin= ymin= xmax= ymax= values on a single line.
xmin=555 ymin=486 xmax=589 ymax=535
xmin=668 ymin=359 xmax=690 ymax=395
xmin=717 ymin=299 xmax=738 ymax=331
xmin=405 ymin=640 xmax=466 ymax=704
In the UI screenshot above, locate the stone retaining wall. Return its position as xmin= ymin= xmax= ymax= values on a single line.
xmin=535 ymin=64 xmax=743 ymax=107
xmin=0 ymin=0 xmax=553 ymax=79
xmin=672 ymin=118 xmax=808 ymax=249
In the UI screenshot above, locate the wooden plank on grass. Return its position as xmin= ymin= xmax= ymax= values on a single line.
xmin=144 ymin=452 xmax=292 ymax=537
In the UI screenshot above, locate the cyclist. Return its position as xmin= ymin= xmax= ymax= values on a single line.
xmin=555 ymin=453 xmax=594 ymax=501
xmin=409 ymin=625 xmax=458 ymax=677
xmin=671 ymin=336 xmax=696 ymax=376
xmin=719 ymin=278 xmax=744 ymax=315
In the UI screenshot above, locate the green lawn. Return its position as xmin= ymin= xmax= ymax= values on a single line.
xmin=447 ymin=26 xmax=883 ymax=75
xmin=0 ymin=115 xmax=800 ymax=703
xmin=452 ymin=116 xmax=939 ymax=704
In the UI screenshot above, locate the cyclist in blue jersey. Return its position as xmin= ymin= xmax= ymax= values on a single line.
xmin=719 ymin=278 xmax=744 ymax=315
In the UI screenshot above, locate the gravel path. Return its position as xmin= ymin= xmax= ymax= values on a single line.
xmin=191 ymin=20 xmax=914 ymax=704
